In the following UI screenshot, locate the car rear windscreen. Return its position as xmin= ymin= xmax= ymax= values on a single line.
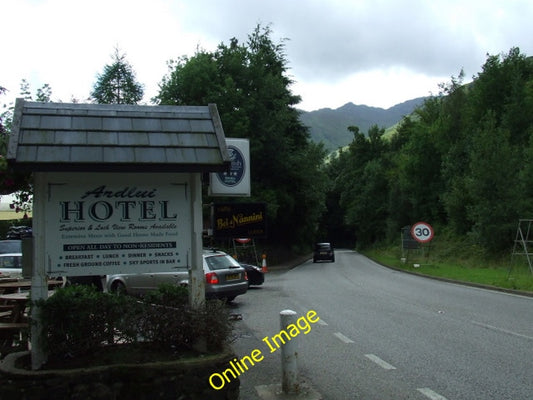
xmin=205 ymin=255 xmax=240 ymax=270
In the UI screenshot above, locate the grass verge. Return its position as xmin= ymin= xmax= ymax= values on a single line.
xmin=361 ymin=238 xmax=533 ymax=294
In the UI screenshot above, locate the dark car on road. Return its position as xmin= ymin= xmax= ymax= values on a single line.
xmin=313 ymin=242 xmax=335 ymax=263
xmin=240 ymin=263 xmax=264 ymax=286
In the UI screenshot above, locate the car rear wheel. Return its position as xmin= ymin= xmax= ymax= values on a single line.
xmin=111 ymin=281 xmax=126 ymax=295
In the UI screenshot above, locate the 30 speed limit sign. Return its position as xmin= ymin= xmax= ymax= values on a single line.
xmin=410 ymin=222 xmax=434 ymax=243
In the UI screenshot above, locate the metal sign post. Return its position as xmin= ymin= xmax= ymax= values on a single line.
xmin=411 ymin=221 xmax=434 ymax=258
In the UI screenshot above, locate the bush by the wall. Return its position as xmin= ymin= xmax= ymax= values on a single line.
xmin=34 ymin=284 xmax=232 ymax=363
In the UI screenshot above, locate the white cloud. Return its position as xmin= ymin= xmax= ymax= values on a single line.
xmin=2 ymin=0 xmax=533 ymax=111
xmin=293 ymin=67 xmax=448 ymax=110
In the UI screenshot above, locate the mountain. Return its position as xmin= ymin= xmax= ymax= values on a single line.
xmin=298 ymin=97 xmax=428 ymax=151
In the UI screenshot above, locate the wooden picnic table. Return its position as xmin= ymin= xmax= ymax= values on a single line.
xmin=0 ymin=291 xmax=31 ymax=323
xmin=0 ymin=290 xmax=56 ymax=353
xmin=0 ymin=291 xmax=31 ymax=352
xmin=0 ymin=290 xmax=56 ymax=320
xmin=0 ymin=279 xmax=63 ymax=294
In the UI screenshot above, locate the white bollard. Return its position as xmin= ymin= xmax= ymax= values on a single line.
xmin=280 ymin=309 xmax=299 ymax=394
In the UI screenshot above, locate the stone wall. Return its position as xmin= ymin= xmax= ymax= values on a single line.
xmin=0 ymin=350 xmax=239 ymax=400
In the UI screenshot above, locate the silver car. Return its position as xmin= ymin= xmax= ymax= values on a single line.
xmin=203 ymin=249 xmax=248 ymax=301
xmin=0 ymin=240 xmax=23 ymax=278
xmin=0 ymin=253 xmax=23 ymax=278
xmin=106 ymin=249 xmax=248 ymax=301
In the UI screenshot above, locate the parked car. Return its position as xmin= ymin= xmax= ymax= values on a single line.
xmin=240 ymin=263 xmax=264 ymax=286
xmin=313 ymin=242 xmax=335 ymax=263
xmin=106 ymin=249 xmax=248 ymax=301
xmin=203 ymin=250 xmax=248 ymax=301
xmin=0 ymin=253 xmax=23 ymax=278
xmin=0 ymin=240 xmax=23 ymax=277
xmin=106 ymin=267 xmax=188 ymax=296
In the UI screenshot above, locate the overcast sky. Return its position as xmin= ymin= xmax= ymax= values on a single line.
xmin=2 ymin=0 xmax=532 ymax=111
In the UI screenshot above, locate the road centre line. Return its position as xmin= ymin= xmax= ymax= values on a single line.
xmin=333 ymin=332 xmax=354 ymax=343
xmin=471 ymin=320 xmax=533 ymax=341
xmin=364 ymin=354 xmax=396 ymax=370
xmin=417 ymin=387 xmax=449 ymax=400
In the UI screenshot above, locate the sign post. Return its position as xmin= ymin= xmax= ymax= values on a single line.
xmin=8 ymin=100 xmax=231 ymax=370
xmin=410 ymin=221 xmax=434 ymax=261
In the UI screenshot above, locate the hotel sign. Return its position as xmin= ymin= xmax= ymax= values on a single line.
xmin=45 ymin=173 xmax=191 ymax=277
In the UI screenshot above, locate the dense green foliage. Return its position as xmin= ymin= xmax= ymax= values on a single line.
xmin=4 ymin=35 xmax=532 ymax=260
xmin=35 ymin=284 xmax=232 ymax=360
xmin=326 ymin=48 xmax=533 ymax=254
xmin=155 ymin=25 xmax=328 ymax=249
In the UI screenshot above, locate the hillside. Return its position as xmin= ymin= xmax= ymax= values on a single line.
xmin=299 ymin=97 xmax=428 ymax=151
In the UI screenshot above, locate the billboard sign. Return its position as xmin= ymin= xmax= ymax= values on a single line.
xmin=212 ymin=202 xmax=266 ymax=238
xmin=44 ymin=173 xmax=191 ymax=277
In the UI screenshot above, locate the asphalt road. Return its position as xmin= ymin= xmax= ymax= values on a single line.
xmin=231 ymin=249 xmax=533 ymax=400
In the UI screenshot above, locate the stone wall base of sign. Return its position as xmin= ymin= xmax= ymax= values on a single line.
xmin=0 ymin=349 xmax=239 ymax=400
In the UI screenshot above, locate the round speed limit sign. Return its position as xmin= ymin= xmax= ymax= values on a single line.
xmin=411 ymin=222 xmax=434 ymax=243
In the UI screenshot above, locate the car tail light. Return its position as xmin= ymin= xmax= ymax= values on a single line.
xmin=206 ymin=272 xmax=219 ymax=284
xmin=245 ymin=271 xmax=248 ymax=281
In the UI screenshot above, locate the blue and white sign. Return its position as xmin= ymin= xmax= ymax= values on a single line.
xmin=217 ymin=145 xmax=246 ymax=187
xmin=209 ymin=138 xmax=251 ymax=196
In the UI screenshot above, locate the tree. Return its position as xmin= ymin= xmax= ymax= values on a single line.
xmin=334 ymin=125 xmax=391 ymax=246
xmin=91 ymin=48 xmax=144 ymax=104
xmin=321 ymin=47 xmax=533 ymax=254
xmin=155 ymin=25 xmax=328 ymax=249
xmin=465 ymin=112 xmax=520 ymax=251
xmin=0 ymin=80 xmax=53 ymax=213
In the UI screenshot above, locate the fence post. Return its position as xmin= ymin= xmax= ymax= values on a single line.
xmin=280 ymin=309 xmax=299 ymax=394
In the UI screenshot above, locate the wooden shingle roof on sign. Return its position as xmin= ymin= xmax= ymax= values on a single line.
xmin=7 ymin=99 xmax=231 ymax=172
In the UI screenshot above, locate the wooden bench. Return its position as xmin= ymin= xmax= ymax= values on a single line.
xmin=0 ymin=311 xmax=13 ymax=320
xmin=0 ymin=322 xmax=28 ymax=330
xmin=0 ymin=305 xmax=16 ymax=321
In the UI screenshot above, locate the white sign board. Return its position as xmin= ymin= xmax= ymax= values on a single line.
xmin=44 ymin=173 xmax=191 ymax=277
xmin=209 ymin=138 xmax=250 ymax=196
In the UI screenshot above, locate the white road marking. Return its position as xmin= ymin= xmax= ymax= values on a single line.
xmin=317 ymin=319 xmax=328 ymax=326
xmin=417 ymin=387 xmax=448 ymax=400
xmin=364 ymin=354 xmax=396 ymax=370
xmin=333 ymin=332 xmax=354 ymax=343
xmin=471 ymin=320 xmax=533 ymax=341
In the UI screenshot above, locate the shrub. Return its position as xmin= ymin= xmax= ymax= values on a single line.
xmin=34 ymin=284 xmax=233 ymax=362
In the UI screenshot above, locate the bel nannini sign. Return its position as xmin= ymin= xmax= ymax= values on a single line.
xmin=45 ymin=173 xmax=191 ymax=277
